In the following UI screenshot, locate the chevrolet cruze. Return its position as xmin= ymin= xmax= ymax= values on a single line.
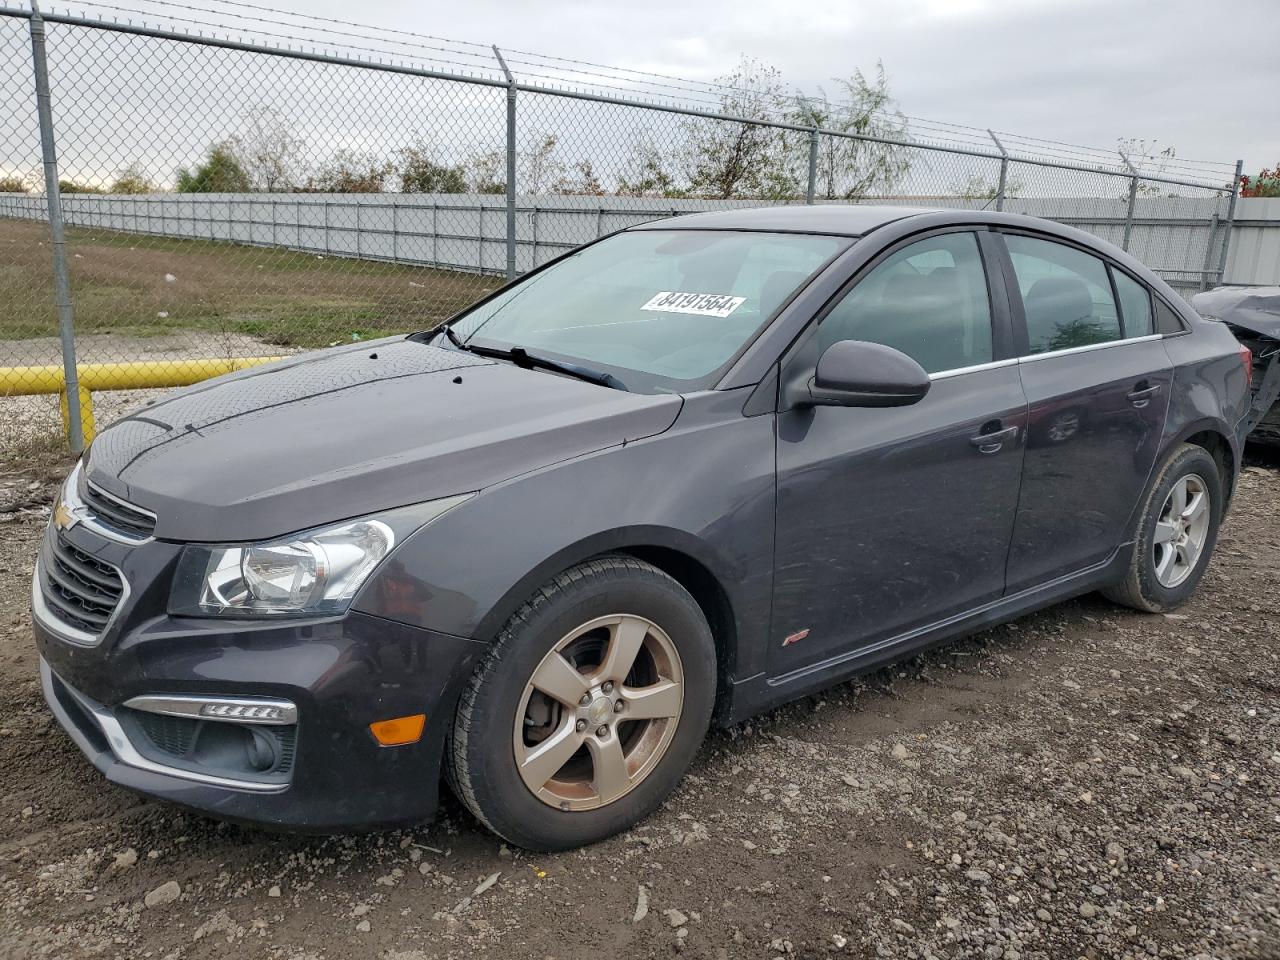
xmin=33 ymin=206 xmax=1251 ymax=850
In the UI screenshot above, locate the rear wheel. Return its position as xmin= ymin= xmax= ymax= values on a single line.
xmin=1102 ymin=443 xmax=1223 ymax=612
xmin=448 ymin=556 xmax=715 ymax=851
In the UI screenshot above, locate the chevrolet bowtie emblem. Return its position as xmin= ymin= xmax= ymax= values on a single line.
xmin=53 ymin=501 xmax=78 ymax=532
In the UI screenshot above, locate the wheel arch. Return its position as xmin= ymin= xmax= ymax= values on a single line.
xmin=471 ymin=527 xmax=742 ymax=700
xmin=1168 ymin=420 xmax=1239 ymax=507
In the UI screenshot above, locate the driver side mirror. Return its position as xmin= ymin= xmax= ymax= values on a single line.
xmin=789 ymin=340 xmax=931 ymax=409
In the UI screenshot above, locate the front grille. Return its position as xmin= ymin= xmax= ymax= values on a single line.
xmin=41 ymin=534 xmax=125 ymax=637
xmin=81 ymin=481 xmax=156 ymax=540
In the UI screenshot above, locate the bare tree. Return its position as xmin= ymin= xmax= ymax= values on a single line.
xmin=554 ymin=160 xmax=605 ymax=196
xmin=683 ymin=57 xmax=789 ymax=200
xmin=951 ymin=171 xmax=1023 ymax=202
xmin=464 ymin=147 xmax=505 ymax=194
xmin=520 ymin=133 xmax=564 ymax=195
xmin=305 ymin=150 xmax=392 ymax=193
xmin=230 ymin=106 xmax=306 ymax=192
xmin=789 ymin=64 xmax=911 ymax=200
xmin=1117 ymin=137 xmax=1178 ymax=198
xmin=615 ymin=131 xmax=686 ymax=198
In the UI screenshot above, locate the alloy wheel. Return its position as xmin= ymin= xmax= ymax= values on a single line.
xmin=513 ymin=614 xmax=684 ymax=811
xmin=1153 ymin=473 xmax=1210 ymax=588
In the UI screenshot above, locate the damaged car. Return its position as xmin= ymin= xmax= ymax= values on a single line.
xmin=1191 ymin=286 xmax=1280 ymax=447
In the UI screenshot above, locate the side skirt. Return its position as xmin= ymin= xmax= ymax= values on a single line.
xmin=717 ymin=543 xmax=1133 ymax=727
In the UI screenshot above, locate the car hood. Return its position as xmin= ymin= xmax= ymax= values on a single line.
xmin=85 ymin=337 xmax=682 ymax=542
xmin=1190 ymin=286 xmax=1280 ymax=339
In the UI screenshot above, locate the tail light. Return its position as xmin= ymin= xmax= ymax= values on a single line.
xmin=1239 ymin=345 xmax=1254 ymax=390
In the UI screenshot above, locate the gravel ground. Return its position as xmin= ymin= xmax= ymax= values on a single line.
xmin=1 ymin=451 xmax=1278 ymax=960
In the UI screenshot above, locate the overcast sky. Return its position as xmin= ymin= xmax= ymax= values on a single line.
xmin=299 ymin=0 xmax=1274 ymax=177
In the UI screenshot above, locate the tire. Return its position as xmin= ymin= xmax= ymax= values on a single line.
xmin=447 ymin=556 xmax=716 ymax=851
xmin=1102 ymin=443 xmax=1223 ymax=612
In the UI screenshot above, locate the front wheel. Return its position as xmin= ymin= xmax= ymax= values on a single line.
xmin=1102 ymin=443 xmax=1223 ymax=612
xmin=447 ymin=556 xmax=716 ymax=851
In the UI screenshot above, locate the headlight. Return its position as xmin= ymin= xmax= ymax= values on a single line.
xmin=169 ymin=494 xmax=472 ymax=618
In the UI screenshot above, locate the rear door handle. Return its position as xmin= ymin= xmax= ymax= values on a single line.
xmin=970 ymin=424 xmax=1018 ymax=455
xmin=1127 ymin=382 xmax=1162 ymax=407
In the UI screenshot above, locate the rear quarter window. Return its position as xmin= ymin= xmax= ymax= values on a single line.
xmin=1155 ymin=298 xmax=1189 ymax=335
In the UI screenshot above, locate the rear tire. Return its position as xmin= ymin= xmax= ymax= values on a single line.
xmin=1102 ymin=443 xmax=1222 ymax=612
xmin=447 ymin=556 xmax=715 ymax=851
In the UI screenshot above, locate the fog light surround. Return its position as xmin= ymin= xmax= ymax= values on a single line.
xmin=124 ymin=694 xmax=298 ymax=726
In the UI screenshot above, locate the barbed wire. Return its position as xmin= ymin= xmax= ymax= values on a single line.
xmin=0 ymin=0 xmax=1237 ymax=185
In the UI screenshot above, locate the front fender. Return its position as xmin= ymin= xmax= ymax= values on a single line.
xmin=352 ymin=390 xmax=777 ymax=683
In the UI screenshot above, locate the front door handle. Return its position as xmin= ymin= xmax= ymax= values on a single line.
xmin=970 ymin=424 xmax=1018 ymax=455
xmin=1127 ymin=382 xmax=1162 ymax=408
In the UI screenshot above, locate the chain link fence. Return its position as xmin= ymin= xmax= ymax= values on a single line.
xmin=0 ymin=3 xmax=1243 ymax=453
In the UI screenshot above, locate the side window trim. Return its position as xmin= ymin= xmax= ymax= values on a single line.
xmin=780 ymin=225 xmax=1012 ymax=381
xmin=1016 ymin=332 xmax=1163 ymax=364
xmin=1106 ymin=263 xmax=1128 ymax=339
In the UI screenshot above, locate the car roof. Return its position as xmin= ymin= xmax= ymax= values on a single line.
xmin=626 ymin=204 xmax=942 ymax=236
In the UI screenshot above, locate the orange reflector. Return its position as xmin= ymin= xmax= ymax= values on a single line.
xmin=369 ymin=714 xmax=426 ymax=746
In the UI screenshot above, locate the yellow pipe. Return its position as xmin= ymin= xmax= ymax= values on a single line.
xmin=1 ymin=356 xmax=285 ymax=445
xmin=0 ymin=356 xmax=285 ymax=394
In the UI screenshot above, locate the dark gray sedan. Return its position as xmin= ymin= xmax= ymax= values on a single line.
xmin=32 ymin=206 xmax=1251 ymax=850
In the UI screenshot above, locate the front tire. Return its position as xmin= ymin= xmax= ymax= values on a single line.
xmin=447 ymin=556 xmax=716 ymax=851
xmin=1102 ymin=443 xmax=1223 ymax=612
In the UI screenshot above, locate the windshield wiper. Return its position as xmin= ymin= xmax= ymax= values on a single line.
xmin=431 ymin=324 xmax=467 ymax=350
xmin=473 ymin=344 xmax=628 ymax=391
xmin=430 ymin=326 xmax=627 ymax=390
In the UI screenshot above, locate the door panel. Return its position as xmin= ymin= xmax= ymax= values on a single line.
xmin=994 ymin=231 xmax=1174 ymax=591
xmin=770 ymin=366 xmax=1027 ymax=676
xmin=1007 ymin=339 xmax=1172 ymax=591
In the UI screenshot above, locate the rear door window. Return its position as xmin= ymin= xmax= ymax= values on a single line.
xmin=1005 ymin=235 xmax=1121 ymax=354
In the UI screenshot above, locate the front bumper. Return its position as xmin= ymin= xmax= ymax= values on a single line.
xmin=35 ymin=585 xmax=485 ymax=831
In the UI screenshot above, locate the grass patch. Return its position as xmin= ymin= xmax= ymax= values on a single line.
xmin=0 ymin=218 xmax=497 ymax=350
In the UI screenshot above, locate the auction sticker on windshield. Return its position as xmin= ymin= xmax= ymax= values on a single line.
xmin=640 ymin=292 xmax=747 ymax=318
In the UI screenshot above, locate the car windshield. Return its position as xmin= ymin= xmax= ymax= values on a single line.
xmin=448 ymin=229 xmax=848 ymax=392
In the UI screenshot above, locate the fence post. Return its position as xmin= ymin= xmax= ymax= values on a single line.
xmin=806 ymin=128 xmax=819 ymax=204
xmin=28 ymin=0 xmax=85 ymax=452
xmin=1215 ymin=159 xmax=1244 ymax=288
xmin=1199 ymin=213 xmax=1220 ymax=293
xmin=987 ymin=129 xmax=1008 ymax=212
xmin=1119 ymin=151 xmax=1138 ymax=252
xmin=493 ymin=45 xmax=517 ymax=281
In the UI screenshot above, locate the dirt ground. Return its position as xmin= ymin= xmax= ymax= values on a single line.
xmin=0 ymin=449 xmax=1278 ymax=960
